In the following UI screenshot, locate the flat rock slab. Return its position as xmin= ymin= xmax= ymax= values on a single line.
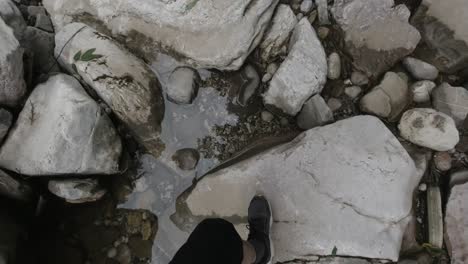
xmin=0 ymin=74 xmax=121 ymax=176
xmin=332 ymin=0 xmax=420 ymax=78
xmin=174 ymin=116 xmax=418 ymax=261
xmin=445 ymin=182 xmax=468 ymax=263
xmin=411 ymin=0 xmax=468 ymax=73
xmin=55 ymin=23 xmax=165 ymax=157
xmin=43 ymin=0 xmax=279 ymax=70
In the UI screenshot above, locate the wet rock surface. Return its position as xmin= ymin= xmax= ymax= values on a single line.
xmin=43 ymin=0 xmax=279 ymax=70
xmin=55 ymin=23 xmax=165 ymax=157
xmin=332 ymin=0 xmax=420 ymax=77
xmin=263 ymin=18 xmax=327 ymax=115
xmin=174 ymin=116 xmax=418 ymax=262
xmin=0 ymin=74 xmax=121 ymax=175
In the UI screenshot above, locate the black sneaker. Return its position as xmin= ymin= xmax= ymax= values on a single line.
xmin=247 ymin=195 xmax=273 ymax=264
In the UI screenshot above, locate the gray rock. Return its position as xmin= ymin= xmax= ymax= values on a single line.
xmin=174 ymin=116 xmax=419 ymax=261
xmin=263 ymin=18 xmax=327 ymax=115
xmin=167 ymin=67 xmax=199 ymax=105
xmin=316 ymin=0 xmax=330 ymax=25
xmin=297 ymin=95 xmax=334 ymax=129
xmin=300 ymin=0 xmax=314 ymax=13
xmin=449 ymin=170 xmax=468 ymax=189
xmin=48 ymin=178 xmax=106 ymax=203
xmin=261 ymin=73 xmax=272 ymax=83
xmin=23 ymin=26 xmax=57 ymax=75
xmin=327 ymin=52 xmax=341 ymax=80
xmin=317 ymin=26 xmax=330 ymax=39
xmin=261 ymin=111 xmax=274 ymax=122
xmin=0 ymin=169 xmax=32 ymax=201
xmin=34 ymin=14 xmax=54 ymax=32
xmin=43 ymin=0 xmax=279 ymax=70
xmin=55 ymin=23 xmax=165 ymax=157
xmin=360 ymin=72 xmax=409 ymax=120
xmin=403 ymin=57 xmax=439 ymax=80
xmin=427 ymin=186 xmax=443 ymax=248
xmin=327 ymin=98 xmax=342 ymax=111
xmin=432 ymin=83 xmax=468 ymax=126
xmin=332 ymin=0 xmax=421 ymax=77
xmin=411 ymin=80 xmax=436 ymax=103
xmin=0 ymin=109 xmax=12 ymax=142
xmin=260 ymin=4 xmax=297 ymax=62
xmin=0 ymin=18 xmax=26 ymax=107
xmin=444 ymin=182 xmax=468 ymax=263
xmin=308 ymin=9 xmax=318 ymax=24
xmin=0 ymin=0 xmax=26 ymax=40
xmin=296 ymin=13 xmax=303 ymax=21
xmin=411 ymin=0 xmax=468 ymax=73
xmin=172 ymin=148 xmax=200 ymax=171
xmin=266 ymin=63 xmax=279 ymax=75
xmin=433 ymin=151 xmax=452 ymax=172
xmin=398 ymin=108 xmax=460 ymax=151
xmin=351 ymin=71 xmax=369 ymax=86
xmin=0 ymin=74 xmax=122 ymax=175
xmin=344 ymin=86 xmax=362 ymax=99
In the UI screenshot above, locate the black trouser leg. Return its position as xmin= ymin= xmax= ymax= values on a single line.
xmin=170 ymin=218 xmax=244 ymax=264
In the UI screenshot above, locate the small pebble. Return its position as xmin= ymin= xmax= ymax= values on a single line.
xmin=114 ymin=240 xmax=121 ymax=247
xmin=327 ymin=52 xmax=341 ymax=80
xmin=266 ymin=63 xmax=279 ymax=75
xmin=262 ymin=73 xmax=272 ymax=83
xmin=317 ymin=27 xmax=329 ymax=39
xmin=107 ymin=247 xmax=117 ymax=258
xmin=327 ymin=98 xmax=342 ymax=111
xmin=343 ymin=79 xmax=352 ymax=85
xmin=172 ymin=148 xmax=200 ymax=170
xmin=411 ymin=80 xmax=436 ymax=103
xmin=280 ymin=117 xmax=289 ymax=126
xmin=351 ymin=71 xmax=369 ymax=86
xmin=300 ymin=0 xmax=314 ymax=13
xmin=434 ymin=152 xmax=452 ymax=171
xmin=418 ymin=183 xmax=427 ymax=192
xmin=308 ymin=10 xmax=318 ymax=24
xmin=296 ymin=13 xmax=304 ymax=20
xmin=261 ymin=111 xmax=274 ymax=122
xmin=344 ymin=86 xmax=362 ymax=99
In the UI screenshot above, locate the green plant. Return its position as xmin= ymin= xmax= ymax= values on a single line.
xmin=71 ymin=48 xmax=103 ymax=73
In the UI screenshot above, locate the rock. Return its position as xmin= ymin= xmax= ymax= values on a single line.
xmin=398 ymin=108 xmax=460 ymax=151
xmin=266 ymin=63 xmax=279 ymax=75
xmin=23 ymin=26 xmax=57 ymax=75
xmin=0 ymin=0 xmax=26 ymax=40
xmin=0 ymin=109 xmax=12 ymax=142
xmin=427 ymin=186 xmax=443 ymax=248
xmin=48 ymin=178 xmax=106 ymax=203
xmin=34 ymin=13 xmax=54 ymax=32
xmin=0 ymin=169 xmax=32 ymax=201
xmin=433 ymin=152 xmax=452 ymax=171
xmin=432 ymin=83 xmax=468 ymax=126
xmin=261 ymin=73 xmax=272 ymax=83
xmin=419 ymin=183 xmax=427 ymax=192
xmin=259 ymin=4 xmax=297 ymax=62
xmin=411 ymin=0 xmax=468 ymax=73
xmin=445 ymin=182 xmax=468 ymax=262
xmin=0 ymin=74 xmax=121 ymax=175
xmin=345 ymin=86 xmax=362 ymax=99
xmin=167 ymin=67 xmax=200 ymax=105
xmin=55 ymin=23 xmax=165 ymax=156
xmin=263 ymin=18 xmax=327 ymax=115
xmin=327 ymin=98 xmax=342 ymax=111
xmin=327 ymin=52 xmax=341 ymax=80
xmin=107 ymin=247 xmax=117 ymax=258
xmin=308 ymin=10 xmax=318 ymax=24
xmin=174 ymin=116 xmax=419 ymax=261
xmin=332 ymin=0 xmax=420 ymax=77
xmin=172 ymin=148 xmax=200 ymax=171
xmin=316 ymin=0 xmax=330 ymax=25
xmin=237 ymin=65 xmax=260 ymax=106
xmin=317 ymin=26 xmax=329 ymax=39
xmin=115 ymin=244 xmax=131 ymax=264
xmin=43 ymin=0 xmax=279 ymax=70
xmin=351 ymin=71 xmax=369 ymax=86
xmin=300 ymin=0 xmax=314 ymax=13
xmin=296 ymin=13 xmax=303 ymax=20
xmin=280 ymin=117 xmax=289 ymax=126
xmin=449 ymin=170 xmax=468 ymax=189
xmin=360 ymin=72 xmax=409 ymax=120
xmin=403 ymin=57 xmax=439 ymax=80
xmin=297 ymin=95 xmax=334 ymax=130
xmin=318 ymin=257 xmax=371 ymax=264
xmin=261 ymin=111 xmax=274 ymax=122
xmin=0 ymin=17 xmax=26 ymax=107
xmin=411 ymin=80 xmax=436 ymax=103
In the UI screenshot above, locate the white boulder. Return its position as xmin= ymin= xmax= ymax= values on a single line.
xmin=263 ymin=18 xmax=327 ymax=115
xmin=0 ymin=74 xmax=121 ymax=176
xmin=174 ymin=116 xmax=418 ymax=261
xmin=398 ymin=108 xmax=460 ymax=151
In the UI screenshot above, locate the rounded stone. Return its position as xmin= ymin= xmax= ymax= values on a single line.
xmin=419 ymin=183 xmax=427 ymax=192
xmin=434 ymin=152 xmax=452 ymax=171
xmin=261 ymin=111 xmax=274 ymax=122
xmin=262 ymin=73 xmax=272 ymax=83
xmin=107 ymin=247 xmax=117 ymax=258
xmin=327 ymin=98 xmax=342 ymax=111
xmin=351 ymin=71 xmax=369 ymax=86
xmin=317 ymin=27 xmax=330 ymax=39
xmin=345 ymin=86 xmax=362 ymax=99
xmin=172 ymin=148 xmax=200 ymax=170
xmin=327 ymin=52 xmax=341 ymax=80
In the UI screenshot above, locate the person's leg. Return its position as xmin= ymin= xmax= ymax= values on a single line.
xmin=170 ymin=195 xmax=273 ymax=264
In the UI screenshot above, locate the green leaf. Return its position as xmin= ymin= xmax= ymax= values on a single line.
xmin=71 ymin=63 xmax=78 ymax=73
xmin=332 ymin=246 xmax=337 ymax=256
xmin=73 ymin=50 xmax=82 ymax=61
xmin=81 ymin=48 xmax=98 ymax=61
